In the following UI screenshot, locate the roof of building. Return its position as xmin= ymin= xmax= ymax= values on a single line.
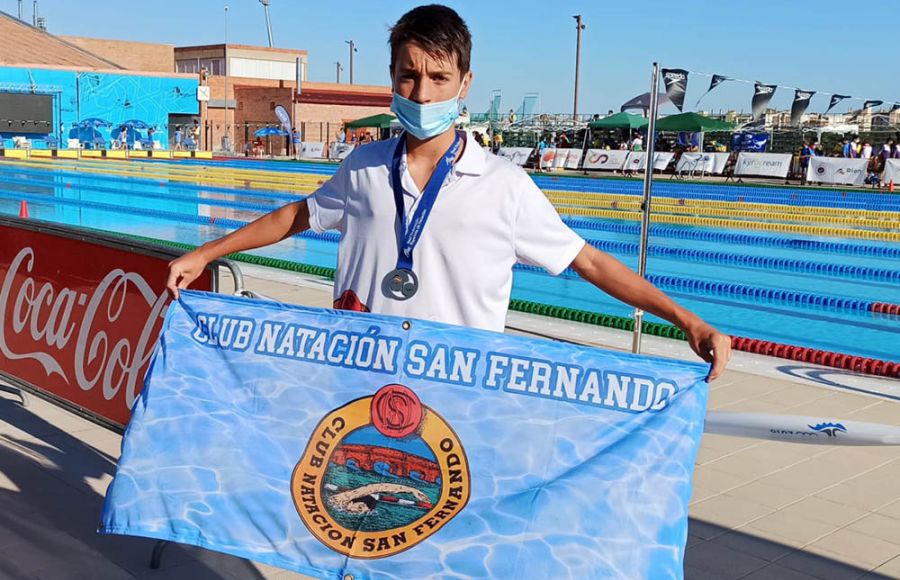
xmin=0 ymin=11 xmax=122 ymax=70
xmin=175 ymin=43 xmax=308 ymax=56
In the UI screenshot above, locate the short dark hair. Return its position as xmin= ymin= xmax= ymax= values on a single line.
xmin=389 ymin=5 xmax=472 ymax=75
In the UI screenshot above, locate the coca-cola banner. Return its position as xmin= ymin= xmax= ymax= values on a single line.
xmin=0 ymin=218 xmax=214 ymax=427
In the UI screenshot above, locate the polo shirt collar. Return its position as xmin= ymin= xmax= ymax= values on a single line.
xmin=453 ymin=131 xmax=486 ymax=176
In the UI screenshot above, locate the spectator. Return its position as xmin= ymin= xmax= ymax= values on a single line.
xmin=508 ymin=108 xmax=517 ymax=124
xmin=338 ymin=128 xmax=346 ymax=144
xmin=175 ymin=126 xmax=183 ymax=151
xmin=492 ymin=132 xmax=503 ymax=153
xmin=879 ymin=140 xmax=893 ymax=161
xmin=840 ymin=139 xmax=850 ymax=158
xmin=192 ymin=121 xmax=201 ymax=148
xmin=459 ymin=106 xmax=470 ymax=125
xmin=292 ymin=126 xmax=302 ymax=159
xmin=861 ymin=141 xmax=872 ymax=159
xmin=631 ymin=134 xmax=643 ymax=152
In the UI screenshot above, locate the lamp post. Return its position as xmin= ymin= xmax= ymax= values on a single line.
xmin=335 ymin=61 xmax=343 ymax=84
xmin=345 ymin=40 xmax=357 ymax=84
xmin=223 ymin=5 xmax=231 ymax=152
xmin=572 ymin=15 xmax=585 ymax=121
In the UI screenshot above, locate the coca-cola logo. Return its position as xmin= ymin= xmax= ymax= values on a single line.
xmin=0 ymin=246 xmax=168 ymax=410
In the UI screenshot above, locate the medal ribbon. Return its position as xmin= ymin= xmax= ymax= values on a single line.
xmin=389 ymin=130 xmax=462 ymax=273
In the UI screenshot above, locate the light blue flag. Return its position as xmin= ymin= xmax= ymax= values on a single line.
xmin=100 ymin=291 xmax=708 ymax=579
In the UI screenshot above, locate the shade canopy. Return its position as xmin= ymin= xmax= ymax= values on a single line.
xmin=345 ymin=113 xmax=396 ymax=129
xmin=589 ymin=112 xmax=649 ymax=130
xmin=655 ymin=112 xmax=735 ymax=132
xmin=620 ymin=92 xmax=671 ymax=112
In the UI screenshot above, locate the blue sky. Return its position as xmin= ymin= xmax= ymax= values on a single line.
xmin=8 ymin=0 xmax=897 ymax=115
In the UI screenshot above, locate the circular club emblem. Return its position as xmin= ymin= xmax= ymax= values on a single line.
xmin=816 ymin=166 xmax=826 ymax=175
xmin=291 ymin=385 xmax=470 ymax=559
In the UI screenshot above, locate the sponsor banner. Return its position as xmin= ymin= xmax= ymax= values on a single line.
xmin=624 ymin=151 xmax=675 ymax=171
xmin=274 ymin=105 xmax=292 ymax=136
xmin=790 ymin=90 xmax=816 ymax=125
xmin=695 ymin=74 xmax=729 ymax=107
xmin=751 ymin=83 xmax=777 ymax=121
xmin=583 ymin=149 xmax=629 ymax=170
xmin=101 ymin=291 xmax=708 ymax=579
xmin=564 ymin=149 xmax=583 ymax=169
xmin=496 ymin=147 xmax=532 ymax=166
xmin=551 ymin=149 xmax=570 ymax=169
xmin=0 ymin=219 xmax=212 ymax=427
xmin=807 ymin=157 xmax=868 ymax=186
xmin=825 ymin=94 xmax=850 ymax=114
xmin=539 ymin=147 xmax=557 ymax=170
xmin=661 ymin=68 xmax=689 ymax=112
xmin=676 ymin=152 xmax=730 ymax=175
xmin=300 ymin=141 xmax=326 ymax=159
xmin=883 ymin=159 xmax=900 ymax=184
xmin=734 ymin=152 xmax=793 ymax=178
xmin=731 ymin=132 xmax=769 ymax=153
xmin=330 ymin=142 xmax=356 ymax=161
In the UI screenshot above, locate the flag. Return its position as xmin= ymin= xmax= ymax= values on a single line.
xmin=101 ymin=291 xmax=709 ymax=579
xmin=751 ymin=83 xmax=777 ymax=121
xmin=790 ymin=90 xmax=816 ymax=125
xmin=274 ymin=105 xmax=292 ymax=135
xmin=825 ymin=94 xmax=851 ymax=114
xmin=661 ymin=68 xmax=689 ymax=112
xmin=863 ymin=99 xmax=884 ymax=110
xmin=695 ymin=74 xmax=729 ymax=107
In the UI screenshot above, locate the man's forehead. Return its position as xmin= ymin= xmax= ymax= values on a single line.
xmin=394 ymin=43 xmax=456 ymax=71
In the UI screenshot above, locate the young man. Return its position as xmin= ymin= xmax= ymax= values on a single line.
xmin=167 ymin=4 xmax=731 ymax=379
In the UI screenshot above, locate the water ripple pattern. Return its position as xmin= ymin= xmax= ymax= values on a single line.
xmin=100 ymin=291 xmax=708 ymax=580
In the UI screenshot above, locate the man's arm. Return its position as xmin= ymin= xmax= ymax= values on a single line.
xmin=570 ymin=243 xmax=732 ymax=380
xmin=166 ymin=199 xmax=311 ymax=298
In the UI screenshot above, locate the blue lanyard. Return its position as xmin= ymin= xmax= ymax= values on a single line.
xmin=390 ymin=131 xmax=462 ymax=272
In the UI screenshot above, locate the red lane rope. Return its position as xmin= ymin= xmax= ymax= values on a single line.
xmin=730 ymin=336 xmax=900 ymax=378
xmin=870 ymin=302 xmax=900 ymax=316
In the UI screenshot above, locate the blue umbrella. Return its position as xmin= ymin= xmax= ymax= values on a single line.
xmin=70 ymin=126 xmax=105 ymax=149
xmin=254 ymin=127 xmax=288 ymax=137
xmin=119 ymin=119 xmax=150 ymax=130
xmin=254 ymin=127 xmax=289 ymax=156
xmin=79 ymin=118 xmax=111 ymax=129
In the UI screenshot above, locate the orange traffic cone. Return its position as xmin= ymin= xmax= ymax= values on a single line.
xmin=18 ymin=200 xmax=28 ymax=219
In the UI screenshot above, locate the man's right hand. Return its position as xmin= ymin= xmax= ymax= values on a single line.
xmin=166 ymin=250 xmax=210 ymax=299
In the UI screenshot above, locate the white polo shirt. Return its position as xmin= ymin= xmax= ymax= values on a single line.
xmin=306 ymin=134 xmax=585 ymax=332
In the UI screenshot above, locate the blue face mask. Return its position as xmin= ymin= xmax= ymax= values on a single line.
xmin=391 ymin=84 xmax=464 ymax=140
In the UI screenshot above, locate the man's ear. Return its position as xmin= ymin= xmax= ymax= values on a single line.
xmin=459 ymin=71 xmax=473 ymax=100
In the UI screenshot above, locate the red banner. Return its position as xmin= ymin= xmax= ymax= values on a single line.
xmin=0 ymin=221 xmax=212 ymax=427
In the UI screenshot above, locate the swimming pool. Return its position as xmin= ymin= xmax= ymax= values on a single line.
xmin=1 ymin=157 xmax=898 ymax=362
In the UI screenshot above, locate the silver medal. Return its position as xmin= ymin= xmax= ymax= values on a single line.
xmin=383 ymin=268 xmax=418 ymax=300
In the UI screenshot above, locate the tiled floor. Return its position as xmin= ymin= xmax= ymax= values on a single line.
xmin=1 ymin=265 xmax=898 ymax=579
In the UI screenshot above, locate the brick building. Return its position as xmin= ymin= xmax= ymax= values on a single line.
xmin=3 ymin=9 xmax=392 ymax=154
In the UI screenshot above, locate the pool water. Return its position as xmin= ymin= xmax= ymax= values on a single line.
xmin=1 ymin=157 xmax=898 ymax=362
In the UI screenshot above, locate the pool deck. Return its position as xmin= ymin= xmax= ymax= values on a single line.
xmin=1 ymin=264 xmax=899 ymax=579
